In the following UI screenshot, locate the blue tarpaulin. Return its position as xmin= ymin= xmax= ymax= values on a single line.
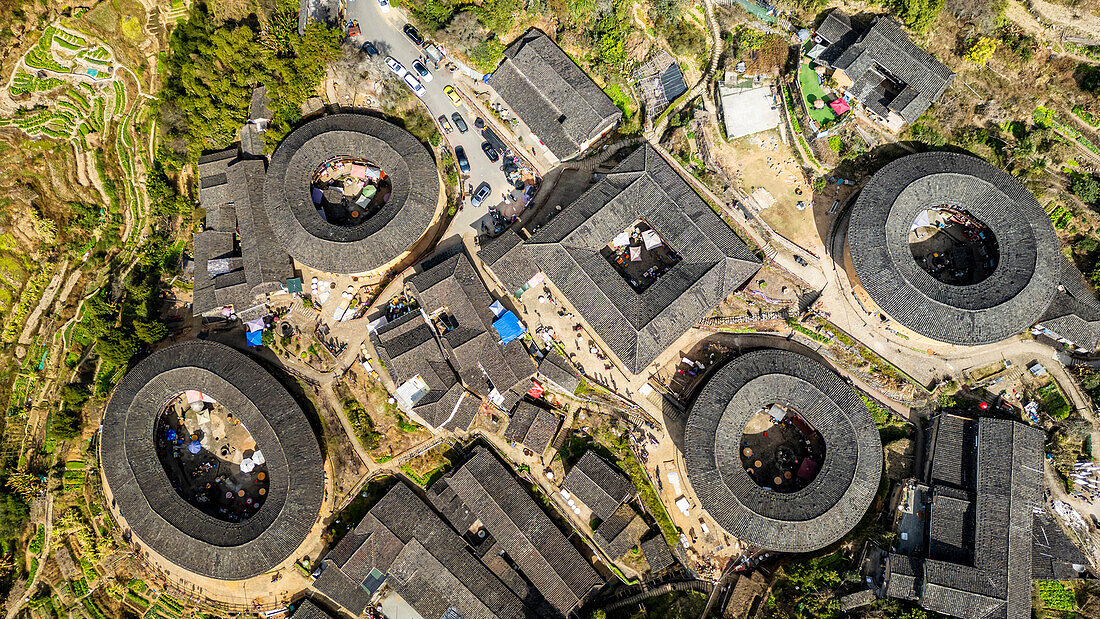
xmin=246 ymin=330 xmax=263 ymax=347
xmin=492 ymin=310 xmax=525 ymax=345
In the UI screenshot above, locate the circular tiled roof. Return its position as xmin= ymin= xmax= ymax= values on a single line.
xmin=101 ymin=341 xmax=323 ymax=580
xmin=683 ymin=349 xmax=881 ymax=552
xmin=848 ymin=152 xmax=1060 ymax=345
xmin=263 ymin=113 xmax=440 ymax=274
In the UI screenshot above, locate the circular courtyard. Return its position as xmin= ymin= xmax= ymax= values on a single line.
xmin=154 ymin=395 xmax=270 ymax=522
xmin=847 ymin=152 xmax=1060 ymax=345
xmin=264 ymin=113 xmax=441 ymax=274
xmin=683 ymin=349 xmax=882 ymax=552
xmin=101 ymin=340 xmax=324 ymax=581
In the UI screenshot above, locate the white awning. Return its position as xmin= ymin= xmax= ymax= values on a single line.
xmin=642 ymin=228 xmax=663 ymax=250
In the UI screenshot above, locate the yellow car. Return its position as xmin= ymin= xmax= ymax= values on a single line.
xmin=443 ymin=85 xmax=463 ymax=107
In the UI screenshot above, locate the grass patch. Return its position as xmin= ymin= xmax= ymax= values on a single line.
xmin=400 ymin=444 xmax=452 ymax=487
xmin=1036 ymin=580 xmax=1076 ymax=613
xmin=1037 ymin=382 xmax=1071 ymax=419
xmin=797 ymin=63 xmax=837 ymax=126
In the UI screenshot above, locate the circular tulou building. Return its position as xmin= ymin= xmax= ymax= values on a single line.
xmin=100 ymin=340 xmax=323 ymax=581
xmin=846 ymin=151 xmax=1060 ymax=345
xmin=683 ymin=349 xmax=882 ymax=553
xmin=263 ymin=113 xmax=441 ymax=275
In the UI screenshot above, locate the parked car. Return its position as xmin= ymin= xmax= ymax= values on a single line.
xmin=471 ymin=182 xmax=492 ymax=208
xmin=403 ymin=24 xmax=424 ymax=46
xmin=361 ymin=41 xmax=379 ymax=57
xmin=793 ymin=255 xmax=808 ymax=266
xmin=451 ymin=113 xmax=468 ymax=133
xmin=443 ymin=85 xmax=462 ymax=106
xmin=385 ymin=57 xmax=407 ymax=78
xmin=437 ymin=115 xmax=453 ymax=133
xmin=480 ymin=141 xmax=499 ymax=163
xmin=403 ymin=73 xmax=426 ymax=97
xmin=410 ymin=59 xmax=432 ymax=82
xmin=377 ymin=0 xmax=390 ymax=12
xmin=454 ymin=146 xmax=470 ymax=173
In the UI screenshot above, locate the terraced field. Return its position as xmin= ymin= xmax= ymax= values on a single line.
xmin=1 ymin=22 xmax=150 ymax=247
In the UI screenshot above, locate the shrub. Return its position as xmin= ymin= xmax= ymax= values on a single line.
xmin=964 ymin=37 xmax=997 ymax=65
xmin=889 ymin=0 xmax=944 ymax=34
xmin=1070 ymin=173 xmax=1099 ymax=205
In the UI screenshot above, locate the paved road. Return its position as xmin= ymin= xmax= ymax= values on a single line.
xmin=346 ymin=0 xmax=512 ymax=237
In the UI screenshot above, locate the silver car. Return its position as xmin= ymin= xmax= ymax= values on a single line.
xmin=385 ymin=56 xmax=407 ymax=79
xmin=403 ymin=73 xmax=426 ymax=97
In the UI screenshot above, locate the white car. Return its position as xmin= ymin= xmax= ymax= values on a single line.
xmin=385 ymin=56 xmax=407 ymax=78
xmin=403 ymin=73 xmax=426 ymax=97
xmin=378 ymin=0 xmax=390 ymax=12
xmin=411 ymin=59 xmax=433 ymax=82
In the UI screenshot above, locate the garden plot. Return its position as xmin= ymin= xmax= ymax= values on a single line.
xmin=2 ymin=23 xmax=130 ymax=143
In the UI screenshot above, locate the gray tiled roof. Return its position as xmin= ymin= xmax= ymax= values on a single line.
xmin=263 ymin=113 xmax=439 ymax=274
xmin=819 ymin=14 xmax=954 ymax=123
xmin=430 ymin=448 xmax=604 ymax=616
xmin=488 ymin=144 xmax=759 ymax=374
xmin=194 ymin=148 xmax=293 ymax=315
xmin=815 ymin=9 xmax=854 ymax=44
xmin=370 ymin=312 xmax=473 ymax=430
xmin=640 ymin=535 xmax=676 ymax=573
xmin=1037 ymin=257 xmax=1100 ymax=349
xmin=478 ymin=229 xmax=538 ymax=294
xmin=290 ymin=599 xmax=338 ymax=619
xmin=317 ymin=483 xmax=534 ymax=619
xmin=537 ymin=351 xmax=581 ymax=393
xmin=101 ymin=341 xmax=323 ymax=580
xmin=884 ymin=417 xmax=1046 ymax=619
xmin=594 ymin=504 xmax=648 ymax=558
xmin=928 ymin=490 xmax=973 ymax=564
xmin=683 ymin=349 xmax=882 ymax=552
xmin=503 ymin=400 xmax=560 ymax=454
xmin=562 ymin=451 xmax=635 ymax=522
xmin=313 ymin=562 xmax=371 ymax=616
xmin=1031 ymin=511 xmax=1089 ymax=580
xmin=884 ymin=554 xmax=920 ymax=600
xmin=848 ymin=152 xmax=1062 ymax=345
xmin=490 ymin=28 xmax=622 ymax=161
xmin=926 ymin=414 xmax=975 ymax=489
xmin=408 ymin=251 xmax=536 ymax=398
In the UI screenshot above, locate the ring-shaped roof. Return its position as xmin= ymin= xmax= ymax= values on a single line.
xmin=263 ymin=113 xmax=440 ymax=274
xmin=848 ymin=152 xmax=1060 ymax=345
xmin=683 ymin=349 xmax=882 ymax=552
xmin=101 ymin=341 xmax=323 ymax=580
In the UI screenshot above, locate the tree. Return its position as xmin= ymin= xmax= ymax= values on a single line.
xmin=890 ymin=0 xmax=944 ymax=34
xmin=60 ymin=383 xmax=90 ymax=409
xmin=133 ymin=319 xmax=168 ymax=344
xmin=49 ymin=404 xmax=83 ymax=440
xmin=441 ymin=11 xmax=486 ymax=52
xmin=1075 ymin=237 xmax=1100 ymax=255
xmin=0 ymin=493 xmax=28 ymax=540
xmin=964 ymin=37 xmax=996 ymax=65
xmin=1071 ymin=174 xmax=1100 ymax=205
xmin=1077 ymin=64 xmax=1100 ymax=97
xmin=475 ymin=0 xmax=522 ymax=34
xmin=157 ymin=1 xmax=341 ymax=164
xmin=467 ymin=38 xmax=506 ymax=73
xmin=908 ymin=122 xmax=946 ymax=146
xmin=96 ymin=331 xmax=141 ymax=367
